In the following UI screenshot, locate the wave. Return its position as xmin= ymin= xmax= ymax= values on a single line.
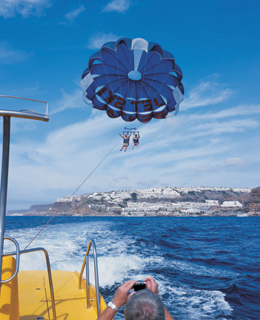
xmin=5 ymin=216 xmax=260 ymax=320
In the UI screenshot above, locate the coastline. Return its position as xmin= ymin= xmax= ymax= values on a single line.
xmin=7 ymin=186 xmax=260 ymax=217
xmin=7 ymin=212 xmax=258 ymax=217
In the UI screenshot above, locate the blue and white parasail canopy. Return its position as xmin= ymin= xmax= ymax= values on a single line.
xmin=81 ymin=38 xmax=184 ymax=123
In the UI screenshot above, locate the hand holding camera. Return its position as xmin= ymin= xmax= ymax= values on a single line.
xmin=144 ymin=276 xmax=159 ymax=295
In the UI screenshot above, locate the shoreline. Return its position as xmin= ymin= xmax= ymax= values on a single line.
xmin=7 ymin=213 xmax=259 ymax=217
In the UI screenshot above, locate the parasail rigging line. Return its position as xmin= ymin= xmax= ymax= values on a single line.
xmin=23 ymin=138 xmax=121 ymax=250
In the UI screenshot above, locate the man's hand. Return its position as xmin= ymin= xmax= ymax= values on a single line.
xmin=145 ymin=277 xmax=174 ymax=320
xmin=112 ymin=280 xmax=137 ymax=309
xmin=97 ymin=280 xmax=136 ymax=320
xmin=144 ymin=276 xmax=159 ymax=295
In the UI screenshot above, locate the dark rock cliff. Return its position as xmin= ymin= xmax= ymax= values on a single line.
xmin=244 ymin=187 xmax=260 ymax=213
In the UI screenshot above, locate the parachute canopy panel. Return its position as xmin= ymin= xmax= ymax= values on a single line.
xmin=81 ymin=38 xmax=184 ymax=123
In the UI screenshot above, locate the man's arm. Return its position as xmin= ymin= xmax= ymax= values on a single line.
xmin=97 ymin=306 xmax=117 ymax=320
xmin=164 ymin=308 xmax=174 ymax=320
xmin=97 ymin=280 xmax=136 ymax=320
xmin=145 ymin=277 xmax=174 ymax=320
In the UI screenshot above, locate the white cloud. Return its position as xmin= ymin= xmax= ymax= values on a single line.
xmin=50 ymin=88 xmax=85 ymax=114
xmin=103 ymin=0 xmax=131 ymax=13
xmin=190 ymin=104 xmax=260 ymax=121
xmin=225 ymin=157 xmax=246 ymax=168
xmin=6 ymin=76 xmax=260 ymax=210
xmin=193 ymin=157 xmax=247 ymax=174
xmin=87 ymin=32 xmax=122 ymax=50
xmin=8 ymin=112 xmax=124 ymax=207
xmin=0 ymin=42 xmax=32 ymax=64
xmin=64 ymin=4 xmax=85 ymax=23
xmin=191 ymin=119 xmax=259 ymax=135
xmin=194 ymin=165 xmax=217 ymax=173
xmin=0 ymin=0 xmax=52 ymax=18
xmin=182 ymin=77 xmax=233 ymax=110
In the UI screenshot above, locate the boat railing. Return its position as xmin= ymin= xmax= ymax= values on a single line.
xmin=2 ymin=240 xmax=57 ymax=320
xmin=0 ymin=96 xmax=49 ymax=286
xmin=0 ymin=236 xmax=20 ymax=283
xmin=79 ymin=239 xmax=101 ymax=317
xmin=0 ymin=95 xmax=49 ymax=118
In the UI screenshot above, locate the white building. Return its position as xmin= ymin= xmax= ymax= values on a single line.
xmin=205 ymin=200 xmax=219 ymax=206
xmin=57 ymin=195 xmax=81 ymax=202
xmin=221 ymin=201 xmax=243 ymax=208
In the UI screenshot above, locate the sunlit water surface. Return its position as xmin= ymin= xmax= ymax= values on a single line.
xmin=5 ymin=216 xmax=260 ymax=320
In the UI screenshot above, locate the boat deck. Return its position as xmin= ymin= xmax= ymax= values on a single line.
xmin=18 ymin=270 xmax=106 ymax=320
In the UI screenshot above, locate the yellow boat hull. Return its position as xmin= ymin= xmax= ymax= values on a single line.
xmin=1 ymin=256 xmax=107 ymax=320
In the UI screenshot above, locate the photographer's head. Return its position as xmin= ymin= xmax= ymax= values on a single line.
xmin=125 ymin=289 xmax=165 ymax=320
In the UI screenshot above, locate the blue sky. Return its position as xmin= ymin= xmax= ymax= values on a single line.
xmin=0 ymin=0 xmax=260 ymax=210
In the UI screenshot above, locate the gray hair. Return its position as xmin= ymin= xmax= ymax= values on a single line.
xmin=124 ymin=290 xmax=165 ymax=320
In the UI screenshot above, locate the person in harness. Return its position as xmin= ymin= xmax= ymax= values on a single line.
xmin=119 ymin=132 xmax=132 ymax=152
xmin=132 ymin=133 xmax=140 ymax=150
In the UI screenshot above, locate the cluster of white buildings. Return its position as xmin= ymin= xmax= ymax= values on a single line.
xmin=57 ymin=191 xmax=132 ymax=203
xmin=57 ymin=187 xmax=251 ymax=203
xmin=121 ymin=200 xmax=243 ymax=216
xmin=56 ymin=187 xmax=249 ymax=216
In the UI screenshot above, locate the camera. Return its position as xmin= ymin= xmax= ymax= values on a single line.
xmin=133 ymin=281 xmax=146 ymax=291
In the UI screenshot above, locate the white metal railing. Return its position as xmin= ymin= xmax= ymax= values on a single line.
xmin=78 ymin=239 xmax=101 ymax=317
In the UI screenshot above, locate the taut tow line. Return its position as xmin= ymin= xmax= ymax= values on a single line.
xmin=24 ymin=139 xmax=121 ymax=250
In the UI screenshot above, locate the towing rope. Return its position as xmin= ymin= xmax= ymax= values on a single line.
xmin=24 ymin=139 xmax=121 ymax=250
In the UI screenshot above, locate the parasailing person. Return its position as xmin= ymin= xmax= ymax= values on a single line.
xmin=132 ymin=132 xmax=140 ymax=150
xmin=119 ymin=131 xmax=132 ymax=152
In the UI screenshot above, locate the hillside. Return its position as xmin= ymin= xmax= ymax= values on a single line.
xmin=8 ymin=186 xmax=259 ymax=217
xmin=244 ymin=186 xmax=260 ymax=213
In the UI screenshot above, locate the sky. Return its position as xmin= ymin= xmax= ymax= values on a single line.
xmin=0 ymin=0 xmax=260 ymax=210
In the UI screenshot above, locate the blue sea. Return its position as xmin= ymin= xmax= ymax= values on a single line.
xmin=4 ymin=216 xmax=260 ymax=320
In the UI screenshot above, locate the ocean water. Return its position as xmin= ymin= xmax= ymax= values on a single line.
xmin=4 ymin=216 xmax=260 ymax=320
